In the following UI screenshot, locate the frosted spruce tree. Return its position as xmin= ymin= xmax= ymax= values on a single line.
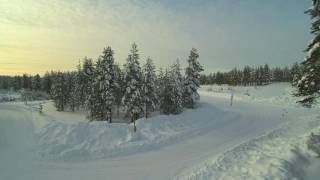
xmin=263 ymin=64 xmax=271 ymax=85
xmin=159 ymin=62 xmax=183 ymax=114
xmin=86 ymin=67 xmax=101 ymax=121
xmin=296 ymin=0 xmax=320 ymax=106
xmin=122 ymin=43 xmax=144 ymax=123
xmin=81 ymin=57 xmax=95 ymax=106
xmin=183 ymin=48 xmax=204 ymax=108
xmin=114 ymin=63 xmax=124 ymax=117
xmin=42 ymin=72 xmax=52 ymax=94
xmin=82 ymin=58 xmax=102 ymax=121
xmin=143 ymin=57 xmax=158 ymax=118
xmin=92 ymin=46 xmax=118 ymax=122
xmin=170 ymin=60 xmax=184 ymax=113
xmin=74 ymin=61 xmax=85 ymax=108
xmin=51 ymin=72 xmax=67 ymax=111
xmin=291 ymin=62 xmax=303 ymax=86
xmin=159 ymin=69 xmax=171 ymax=114
xmin=157 ymin=67 xmax=165 ymax=99
xmin=65 ymin=72 xmax=77 ymax=112
xmin=33 ymin=74 xmax=42 ymax=91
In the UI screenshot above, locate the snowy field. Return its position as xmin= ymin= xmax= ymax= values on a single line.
xmin=0 ymin=83 xmax=319 ymax=180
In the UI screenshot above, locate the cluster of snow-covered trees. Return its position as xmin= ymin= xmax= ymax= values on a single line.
xmin=48 ymin=43 xmax=203 ymax=122
xmin=294 ymin=0 xmax=320 ymax=106
xmin=200 ymin=63 xmax=302 ymax=86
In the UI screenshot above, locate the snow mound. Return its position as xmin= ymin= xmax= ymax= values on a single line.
xmin=173 ymin=114 xmax=320 ymax=180
xmin=34 ymin=103 xmax=232 ymax=161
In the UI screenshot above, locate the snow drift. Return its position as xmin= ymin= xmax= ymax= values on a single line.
xmin=33 ymin=102 xmax=234 ymax=161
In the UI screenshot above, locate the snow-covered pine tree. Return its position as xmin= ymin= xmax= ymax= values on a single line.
xmin=296 ymin=0 xmax=320 ymax=105
xmin=229 ymin=68 xmax=238 ymax=86
xmin=200 ymin=74 xmax=208 ymax=85
xmin=13 ymin=76 xmax=22 ymax=91
xmin=215 ymin=72 xmax=224 ymax=85
xmin=157 ymin=67 xmax=166 ymax=100
xmin=258 ymin=66 xmax=264 ymax=85
xmin=65 ymin=72 xmax=77 ymax=112
xmin=143 ymin=57 xmax=158 ymax=118
xmin=283 ymin=67 xmax=291 ymax=82
xmin=242 ymin=66 xmax=251 ymax=86
xmin=122 ymin=43 xmax=144 ymax=122
xmin=159 ymin=63 xmax=183 ymax=115
xmin=159 ymin=69 xmax=171 ymax=114
xmin=272 ymin=67 xmax=283 ymax=82
xmin=92 ymin=46 xmax=118 ymax=122
xmin=22 ymin=74 xmax=32 ymax=90
xmin=170 ymin=60 xmax=184 ymax=113
xmin=71 ymin=61 xmax=84 ymax=111
xmin=82 ymin=58 xmax=102 ymax=121
xmin=42 ymin=72 xmax=52 ymax=94
xmin=263 ymin=64 xmax=271 ymax=85
xmin=254 ymin=67 xmax=260 ymax=85
xmin=291 ymin=62 xmax=303 ymax=86
xmin=183 ymin=48 xmax=204 ymax=108
xmin=114 ymin=63 xmax=124 ymax=117
xmin=81 ymin=57 xmax=95 ymax=107
xmin=51 ymin=72 xmax=67 ymax=111
xmin=79 ymin=58 xmax=100 ymax=120
xmin=33 ymin=74 xmax=42 ymax=91
xmin=86 ymin=65 xmax=101 ymax=121
xmin=250 ymin=67 xmax=257 ymax=86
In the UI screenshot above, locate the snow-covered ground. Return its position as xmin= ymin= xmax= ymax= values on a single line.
xmin=0 ymin=83 xmax=319 ymax=180
xmin=0 ymin=90 xmax=21 ymax=102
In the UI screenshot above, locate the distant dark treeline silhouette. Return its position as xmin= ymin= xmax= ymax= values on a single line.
xmin=200 ymin=63 xmax=302 ymax=86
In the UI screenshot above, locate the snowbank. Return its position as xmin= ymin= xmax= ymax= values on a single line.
xmin=33 ymin=102 xmax=233 ymax=161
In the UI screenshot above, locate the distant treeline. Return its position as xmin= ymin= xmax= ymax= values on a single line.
xmin=0 ymin=74 xmax=51 ymax=93
xmin=200 ymin=63 xmax=302 ymax=86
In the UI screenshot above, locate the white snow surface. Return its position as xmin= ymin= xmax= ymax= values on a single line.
xmin=0 ymin=90 xmax=21 ymax=102
xmin=0 ymin=83 xmax=319 ymax=180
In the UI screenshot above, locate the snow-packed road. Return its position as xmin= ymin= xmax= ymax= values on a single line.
xmin=0 ymin=104 xmax=36 ymax=180
xmin=0 ymin=89 xmax=297 ymax=180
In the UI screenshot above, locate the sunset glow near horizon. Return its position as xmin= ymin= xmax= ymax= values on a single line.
xmin=0 ymin=0 xmax=311 ymax=76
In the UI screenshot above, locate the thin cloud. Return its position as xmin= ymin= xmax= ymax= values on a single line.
xmin=0 ymin=0 xmax=311 ymax=75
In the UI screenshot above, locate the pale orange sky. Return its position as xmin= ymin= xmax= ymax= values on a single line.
xmin=0 ymin=0 xmax=310 ymax=76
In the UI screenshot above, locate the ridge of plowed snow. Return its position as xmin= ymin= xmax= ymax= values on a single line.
xmin=34 ymin=103 xmax=238 ymax=161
